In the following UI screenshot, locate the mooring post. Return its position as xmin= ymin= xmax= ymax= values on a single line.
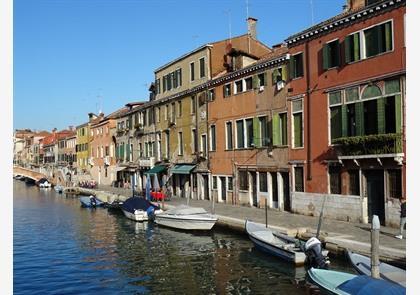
xmin=265 ymin=198 xmax=268 ymax=228
xmin=371 ymin=215 xmax=380 ymax=279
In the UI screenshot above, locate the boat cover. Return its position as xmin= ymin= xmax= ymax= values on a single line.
xmin=337 ymin=275 xmax=406 ymax=295
xmin=122 ymin=197 xmax=159 ymax=214
xmin=163 ymin=205 xmax=207 ymax=215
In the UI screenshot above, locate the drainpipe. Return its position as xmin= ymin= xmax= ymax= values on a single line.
xmin=305 ymin=41 xmax=312 ymax=181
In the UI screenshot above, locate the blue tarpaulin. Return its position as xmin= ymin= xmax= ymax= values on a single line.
xmin=337 ymin=275 xmax=405 ymax=295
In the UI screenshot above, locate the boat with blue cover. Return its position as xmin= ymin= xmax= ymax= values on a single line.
xmin=307 ymin=268 xmax=406 ymax=295
xmin=121 ymin=197 xmax=163 ymax=222
xmin=80 ymin=196 xmax=104 ymax=208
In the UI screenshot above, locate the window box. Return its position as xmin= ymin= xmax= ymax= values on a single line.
xmin=332 ymin=133 xmax=402 ymax=156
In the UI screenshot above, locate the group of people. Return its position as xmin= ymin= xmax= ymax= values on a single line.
xmin=78 ymin=180 xmax=97 ymax=189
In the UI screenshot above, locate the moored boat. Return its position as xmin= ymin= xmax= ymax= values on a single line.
xmin=154 ymin=205 xmax=218 ymax=231
xmin=307 ymin=267 xmax=406 ymax=295
xmin=346 ymin=250 xmax=406 ymax=287
xmin=80 ymin=196 xmax=104 ymax=208
xmin=54 ymin=185 xmax=64 ymax=194
xmin=121 ymin=197 xmax=163 ymax=222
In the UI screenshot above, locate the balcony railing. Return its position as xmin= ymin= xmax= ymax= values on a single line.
xmin=332 ymin=133 xmax=403 ymax=156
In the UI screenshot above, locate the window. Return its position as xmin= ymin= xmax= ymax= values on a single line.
xmin=208 ymin=89 xmax=215 ymax=101
xmin=329 ymin=91 xmax=343 ymax=141
xmin=227 ymin=177 xmax=233 ymax=191
xmin=156 ymin=78 xmax=161 ymax=94
xmin=190 ymin=62 xmax=195 ymax=81
xmin=273 ymin=113 xmax=288 ymax=146
xmin=210 ymin=125 xmax=216 ymax=151
xmin=178 ymin=132 xmax=183 ymax=155
xmin=234 ymin=80 xmax=243 ymax=94
xmin=165 ymin=105 xmax=169 ymax=121
xmin=294 ymin=166 xmax=304 ymax=192
xmin=165 ymin=131 xmax=170 ymax=159
xmin=191 ymin=96 xmax=196 ymax=114
xmin=388 ymin=169 xmax=402 ymax=199
xmin=259 ymin=172 xmax=268 ymax=192
xmin=245 ymin=77 xmax=253 ymax=91
xmin=226 ymin=122 xmax=233 ymax=150
xmin=176 ymin=68 xmax=182 ymax=87
xmin=201 ymin=134 xmax=207 ymax=157
xmin=239 ymin=171 xmax=248 ymax=191
xmin=156 ymin=107 xmax=160 ymax=123
xmin=364 ymin=99 xmax=378 ymax=135
xmin=105 ymin=146 xmax=109 ymax=156
xmin=199 ymin=57 xmax=205 ymax=78
xmin=259 ymin=116 xmax=269 ymax=146
xmin=290 ymin=52 xmax=304 ymax=79
xmin=171 ymin=102 xmax=176 ymax=121
xmin=224 ymin=84 xmax=232 ymax=97
xmin=384 ymin=96 xmax=396 ymax=134
xmin=271 ymin=68 xmax=283 ymax=84
xmin=364 ymin=21 xmax=393 ymax=58
xmin=329 ymin=165 xmax=341 ymax=194
xmin=246 ymin=118 xmax=254 ymax=148
xmin=322 ymin=39 xmax=340 ymax=70
xmin=236 ymin=120 xmax=244 ymax=148
xmin=348 ymin=170 xmax=360 ymax=195
xmin=292 ymin=99 xmax=303 ymax=148
xmin=257 ymin=72 xmax=267 ymax=87
xmin=212 ymin=176 xmax=217 ymax=190
xmin=192 ymin=129 xmax=197 ymax=153
xmin=344 ymin=33 xmax=361 ymax=63
xmin=177 ymin=101 xmax=182 ymax=117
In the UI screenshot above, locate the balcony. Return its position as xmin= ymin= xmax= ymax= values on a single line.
xmin=332 ymin=133 xmax=403 ymax=156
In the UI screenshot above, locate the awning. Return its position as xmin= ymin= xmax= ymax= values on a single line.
xmin=144 ymin=165 xmax=166 ymax=175
xmin=170 ymin=164 xmax=196 ymax=175
xmin=115 ymin=166 xmax=127 ymax=172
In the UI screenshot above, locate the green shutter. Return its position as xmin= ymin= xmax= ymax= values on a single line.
xmin=252 ymin=75 xmax=258 ymax=89
xmin=395 ymin=94 xmax=402 ymax=133
xmin=385 ymin=22 xmax=392 ymax=51
xmin=126 ymin=144 xmax=130 ymax=160
xmin=344 ymin=35 xmax=352 ymax=64
xmin=378 ymin=24 xmax=385 ymax=54
xmin=354 ymin=33 xmax=360 ymax=61
xmin=377 ymin=97 xmax=386 ymax=134
xmin=281 ymin=114 xmax=288 ymax=145
xmin=253 ymin=117 xmax=261 ymax=147
xmin=281 ymin=66 xmax=288 ymax=82
xmin=116 ymin=145 xmax=119 ymax=159
xmin=341 ymin=105 xmax=348 ymax=137
xmin=322 ymin=44 xmax=330 ymax=70
xmin=355 ymin=102 xmax=365 ymax=136
xmin=272 ymin=69 xmax=280 ymax=85
xmin=272 ymin=114 xmax=280 ymax=146
xmin=289 ymin=56 xmax=296 ymax=79
xmin=293 ymin=113 xmax=303 ymax=147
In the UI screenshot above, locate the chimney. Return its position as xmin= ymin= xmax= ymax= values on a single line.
xmin=247 ymin=17 xmax=257 ymax=39
xmin=344 ymin=0 xmax=371 ymax=12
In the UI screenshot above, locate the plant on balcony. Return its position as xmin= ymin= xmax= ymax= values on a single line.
xmin=332 ymin=133 xmax=402 ymax=156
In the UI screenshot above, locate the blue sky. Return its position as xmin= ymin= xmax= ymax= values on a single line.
xmin=14 ymin=0 xmax=344 ymax=131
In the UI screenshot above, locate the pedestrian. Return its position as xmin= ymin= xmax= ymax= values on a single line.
xmin=395 ymin=198 xmax=406 ymax=239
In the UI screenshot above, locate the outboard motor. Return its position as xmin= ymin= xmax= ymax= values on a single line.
xmin=89 ymin=195 xmax=97 ymax=207
xmin=304 ymin=237 xmax=330 ymax=269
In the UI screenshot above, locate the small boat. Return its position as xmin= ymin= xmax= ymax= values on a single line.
xmin=346 ymin=250 xmax=406 ymax=287
xmin=38 ymin=179 xmax=52 ymax=188
xmin=245 ymin=220 xmax=306 ymax=265
xmin=14 ymin=175 xmax=24 ymax=180
xmin=80 ymin=196 xmax=104 ymax=208
xmin=307 ymin=267 xmax=406 ymax=295
xmin=154 ymin=205 xmax=218 ymax=231
xmin=54 ymin=185 xmax=64 ymax=194
xmin=121 ymin=197 xmax=163 ymax=222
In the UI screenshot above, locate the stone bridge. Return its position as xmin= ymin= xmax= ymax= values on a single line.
xmin=13 ymin=166 xmax=54 ymax=184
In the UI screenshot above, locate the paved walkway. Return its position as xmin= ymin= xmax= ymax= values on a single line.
xmin=91 ymin=186 xmax=406 ymax=265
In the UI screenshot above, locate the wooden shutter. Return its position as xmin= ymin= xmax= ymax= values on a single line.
xmin=355 ymin=102 xmax=365 ymax=136
xmin=272 ymin=114 xmax=280 ymax=146
xmin=253 ymin=117 xmax=261 ymax=147
xmin=395 ymin=94 xmax=402 ymax=133
xmin=341 ymin=105 xmax=348 ymax=138
xmin=272 ymin=69 xmax=280 ymax=85
xmin=344 ymin=35 xmax=352 ymax=64
xmin=353 ymin=33 xmax=360 ymax=61
xmin=281 ymin=66 xmax=288 ymax=82
xmin=289 ymin=56 xmax=296 ymax=79
xmin=385 ymin=22 xmax=392 ymax=52
xmin=322 ymin=44 xmax=330 ymax=70
xmin=377 ymin=97 xmax=386 ymax=134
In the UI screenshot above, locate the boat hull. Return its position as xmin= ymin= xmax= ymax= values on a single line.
xmin=154 ymin=214 xmax=217 ymax=230
xmin=122 ymin=209 xmax=149 ymax=222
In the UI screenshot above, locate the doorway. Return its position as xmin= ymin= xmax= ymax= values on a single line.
xmin=203 ymin=175 xmax=209 ymax=200
xmin=281 ymin=172 xmax=291 ymax=212
xmin=271 ymin=172 xmax=278 ymax=209
xmin=221 ymin=177 xmax=227 ymax=201
xmin=365 ymin=170 xmax=385 ymax=225
xmin=251 ymin=172 xmax=257 ymax=207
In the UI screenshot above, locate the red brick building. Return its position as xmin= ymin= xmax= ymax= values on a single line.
xmin=284 ymin=0 xmax=405 ymax=226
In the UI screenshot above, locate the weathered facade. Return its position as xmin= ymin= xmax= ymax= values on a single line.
xmin=284 ymin=0 xmax=406 ymax=226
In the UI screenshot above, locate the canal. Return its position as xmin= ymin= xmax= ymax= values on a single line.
xmin=14 ymin=180 xmax=355 ymax=294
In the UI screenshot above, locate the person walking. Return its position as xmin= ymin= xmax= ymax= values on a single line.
xmin=395 ymin=198 xmax=406 ymax=239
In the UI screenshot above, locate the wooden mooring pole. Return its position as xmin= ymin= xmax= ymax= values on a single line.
xmin=371 ymin=215 xmax=380 ymax=279
xmin=265 ymin=198 xmax=268 ymax=228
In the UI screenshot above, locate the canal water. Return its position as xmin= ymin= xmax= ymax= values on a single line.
xmin=14 ymin=180 xmax=354 ymax=294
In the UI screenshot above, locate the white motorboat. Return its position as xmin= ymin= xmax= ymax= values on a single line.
xmin=121 ymin=197 xmax=163 ymax=222
xmin=154 ymin=205 xmax=218 ymax=231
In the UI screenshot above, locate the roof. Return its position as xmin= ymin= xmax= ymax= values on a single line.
xmin=284 ymin=0 xmax=405 ymax=47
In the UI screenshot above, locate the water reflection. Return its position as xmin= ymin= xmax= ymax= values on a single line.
xmin=14 ymin=180 xmax=350 ymax=294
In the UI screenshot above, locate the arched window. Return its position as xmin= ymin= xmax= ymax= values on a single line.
xmin=361 ymin=85 xmax=382 ymax=99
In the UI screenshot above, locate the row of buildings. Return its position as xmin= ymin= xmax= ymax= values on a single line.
xmin=14 ymin=0 xmax=406 ymax=227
